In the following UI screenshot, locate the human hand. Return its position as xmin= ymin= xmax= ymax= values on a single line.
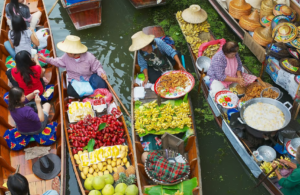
xmin=179 ymin=65 xmax=185 ymax=71
xmin=29 ymin=27 xmax=35 ymax=33
xmin=33 ymin=90 xmax=40 ymax=95
xmin=38 ymin=54 xmax=46 ymax=61
xmin=34 ymin=94 xmax=41 ymax=104
xmin=271 ymin=162 xmax=278 ymax=169
xmin=236 ymin=77 xmax=245 ymax=86
xmin=142 ymin=77 xmax=149 ymax=87
xmin=101 ymin=74 xmax=107 ymax=80
xmin=34 ymin=54 xmax=39 ymax=62
xmin=278 ymin=159 xmax=289 ymax=166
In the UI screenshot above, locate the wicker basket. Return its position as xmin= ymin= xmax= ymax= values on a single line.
xmin=144 ymin=149 xmax=190 ymax=185
xmin=229 ymin=0 xmax=252 ymax=19
xmin=260 ymin=0 xmax=274 ymax=19
xmin=253 ymin=26 xmax=273 ymax=46
xmin=239 ymin=10 xmax=262 ymax=32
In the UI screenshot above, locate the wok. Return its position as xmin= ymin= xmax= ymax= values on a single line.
xmin=238 ymin=98 xmax=292 ymax=134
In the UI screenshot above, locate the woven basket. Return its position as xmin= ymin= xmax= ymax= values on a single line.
xmin=253 ymin=26 xmax=273 ymax=46
xmin=144 ymin=149 xmax=190 ymax=185
xmin=229 ymin=0 xmax=252 ymax=19
xmin=239 ymin=10 xmax=262 ymax=32
xmin=260 ymin=0 xmax=274 ymax=19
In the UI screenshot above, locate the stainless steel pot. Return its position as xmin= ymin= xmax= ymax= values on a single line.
xmin=238 ymin=98 xmax=292 ymax=133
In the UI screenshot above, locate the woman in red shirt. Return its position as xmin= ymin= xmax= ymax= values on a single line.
xmin=6 ymin=50 xmax=45 ymax=96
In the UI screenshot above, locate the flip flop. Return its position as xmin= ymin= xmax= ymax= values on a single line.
xmin=51 ymin=176 xmax=60 ymax=195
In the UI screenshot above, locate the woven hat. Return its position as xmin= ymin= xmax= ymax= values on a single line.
xmin=182 ymin=5 xmax=207 ymax=24
xmin=239 ymin=10 xmax=261 ymax=32
xmin=261 ymin=15 xmax=275 ymax=27
xmin=253 ymin=26 xmax=273 ymax=46
xmin=273 ymin=4 xmax=296 ymax=22
xmin=266 ymin=42 xmax=291 ymax=60
xmin=271 ymin=15 xmax=291 ymax=30
xmin=273 ymin=23 xmax=298 ymax=43
xmin=57 ymin=35 xmax=88 ymax=54
xmin=246 ymin=0 xmax=263 ymax=10
xmin=229 ymin=0 xmax=252 ymax=19
xmin=290 ymin=38 xmax=300 ymax=49
xmin=287 ymin=48 xmax=300 ymax=59
xmin=279 ymin=58 xmax=300 ymax=74
xmin=129 ymin=31 xmax=155 ymax=52
xmin=260 ymin=0 xmax=274 ymax=18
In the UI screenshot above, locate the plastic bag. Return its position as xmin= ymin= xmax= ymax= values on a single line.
xmin=71 ymin=76 xmax=94 ymax=97
xmin=198 ymin=38 xmax=226 ymax=58
xmin=83 ymin=88 xmax=113 ymax=104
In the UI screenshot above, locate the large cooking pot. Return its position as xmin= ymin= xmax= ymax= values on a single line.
xmin=238 ymin=98 xmax=292 ymax=135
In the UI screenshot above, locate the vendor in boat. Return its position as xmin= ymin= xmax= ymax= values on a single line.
xmin=129 ymin=31 xmax=185 ymax=86
xmin=207 ymin=41 xmax=257 ymax=97
xmin=38 ymin=35 xmax=108 ymax=99
xmin=272 ymin=146 xmax=300 ymax=195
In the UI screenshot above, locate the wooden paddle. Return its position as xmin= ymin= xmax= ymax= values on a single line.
xmin=253 ymin=165 xmax=278 ymax=189
xmin=48 ymin=0 xmax=59 ymax=16
xmin=103 ymin=79 xmax=131 ymax=118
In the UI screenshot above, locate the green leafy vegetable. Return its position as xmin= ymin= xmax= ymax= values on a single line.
xmin=83 ymin=139 xmax=95 ymax=152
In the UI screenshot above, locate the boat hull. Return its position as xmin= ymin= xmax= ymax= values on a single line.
xmin=128 ymin=0 xmax=166 ymax=9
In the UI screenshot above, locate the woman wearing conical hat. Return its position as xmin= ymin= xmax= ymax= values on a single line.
xmin=38 ymin=35 xmax=107 ymax=99
xmin=129 ymin=31 xmax=185 ymax=86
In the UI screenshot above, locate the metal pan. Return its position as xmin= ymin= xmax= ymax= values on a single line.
xmin=238 ymin=98 xmax=292 ymax=134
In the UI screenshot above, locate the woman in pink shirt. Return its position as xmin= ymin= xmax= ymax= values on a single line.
xmin=39 ymin=35 xmax=107 ymax=99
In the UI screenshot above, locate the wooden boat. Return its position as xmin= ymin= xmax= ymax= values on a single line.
xmin=175 ymin=14 xmax=293 ymax=195
xmin=208 ymin=0 xmax=300 ymax=63
xmin=60 ymin=0 xmax=102 ymax=30
xmin=130 ymin=26 xmax=203 ymax=195
xmin=128 ymin=0 xmax=166 ymax=9
xmin=0 ymin=0 xmax=65 ymax=194
xmin=60 ymin=71 xmax=136 ymax=194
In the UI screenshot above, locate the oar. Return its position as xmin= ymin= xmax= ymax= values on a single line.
xmin=253 ymin=165 xmax=278 ymax=189
xmin=48 ymin=0 xmax=59 ymax=16
xmin=103 ymin=79 xmax=131 ymax=119
xmin=181 ymin=55 xmax=186 ymax=69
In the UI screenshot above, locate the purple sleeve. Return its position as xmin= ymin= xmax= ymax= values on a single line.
xmin=236 ymin=53 xmax=243 ymax=72
xmin=46 ymin=54 xmax=67 ymax=68
xmin=210 ymin=53 xmax=227 ymax=81
xmin=24 ymin=107 xmax=40 ymax=122
xmin=24 ymin=97 xmax=29 ymax=104
xmin=89 ymin=52 xmax=106 ymax=76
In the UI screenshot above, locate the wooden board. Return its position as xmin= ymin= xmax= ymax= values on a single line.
xmin=60 ymin=71 xmax=137 ymax=194
xmin=130 ymin=25 xmax=203 ymax=195
xmin=0 ymin=0 xmax=65 ymax=194
xmin=128 ymin=0 xmax=166 ymax=9
xmin=60 ymin=0 xmax=102 ymax=30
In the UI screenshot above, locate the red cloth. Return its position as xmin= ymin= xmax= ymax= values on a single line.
xmin=11 ymin=66 xmax=44 ymax=95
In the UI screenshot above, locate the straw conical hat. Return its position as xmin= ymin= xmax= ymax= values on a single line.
xmin=182 ymin=5 xmax=208 ymax=24
xmin=239 ymin=10 xmax=261 ymax=31
xmin=129 ymin=31 xmax=155 ymax=52
xmin=273 ymin=4 xmax=296 ymax=22
xmin=260 ymin=0 xmax=274 ymax=18
xmin=230 ymin=0 xmax=251 ymax=9
xmin=273 ymin=23 xmax=298 ymax=43
xmin=57 ymin=35 xmax=88 ymax=54
xmin=260 ymin=15 xmax=275 ymax=27
xmin=246 ymin=0 xmax=263 ymax=10
xmin=253 ymin=26 xmax=273 ymax=46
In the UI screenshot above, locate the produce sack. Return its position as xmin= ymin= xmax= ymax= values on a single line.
xmin=36 ymin=28 xmax=50 ymax=49
xmin=71 ymin=76 xmax=94 ymax=98
xmin=198 ymin=38 xmax=226 ymax=58
xmin=83 ymin=88 xmax=113 ymax=104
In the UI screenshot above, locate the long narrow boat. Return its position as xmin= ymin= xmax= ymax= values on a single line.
xmin=60 ymin=71 xmax=137 ymax=194
xmin=60 ymin=0 xmax=102 ymax=30
xmin=0 ymin=0 xmax=65 ymax=194
xmin=130 ymin=26 xmax=203 ymax=195
xmin=175 ymin=12 xmax=288 ymax=195
xmin=208 ymin=0 xmax=300 ymax=63
xmin=128 ymin=0 xmax=166 ymax=9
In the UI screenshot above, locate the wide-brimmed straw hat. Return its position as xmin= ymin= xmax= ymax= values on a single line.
xmin=273 ymin=23 xmax=298 ymax=43
xmin=182 ymin=4 xmax=207 ymax=24
xmin=57 ymin=35 xmax=88 ymax=54
xmin=129 ymin=31 xmax=155 ymax=52
xmin=273 ymin=4 xmax=296 ymax=22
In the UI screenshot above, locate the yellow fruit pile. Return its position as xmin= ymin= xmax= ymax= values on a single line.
xmin=75 ymin=148 xmax=131 ymax=180
xmin=176 ymin=11 xmax=210 ymax=56
xmin=135 ymin=101 xmax=192 ymax=134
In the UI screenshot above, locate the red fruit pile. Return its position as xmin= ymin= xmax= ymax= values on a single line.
xmin=93 ymin=99 xmax=105 ymax=106
xmin=68 ymin=114 xmax=126 ymax=154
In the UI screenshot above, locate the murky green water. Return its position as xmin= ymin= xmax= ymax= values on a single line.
xmin=0 ymin=0 xmax=272 ymax=194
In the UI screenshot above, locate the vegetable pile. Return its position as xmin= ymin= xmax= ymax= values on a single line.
xmin=68 ymin=114 xmax=126 ymax=154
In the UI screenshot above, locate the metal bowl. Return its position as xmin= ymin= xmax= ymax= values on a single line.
xmin=291 ymin=138 xmax=300 ymax=151
xmin=260 ymin=87 xmax=282 ymax=100
xmin=257 ymin=146 xmax=277 ymax=162
xmin=196 ymin=56 xmax=211 ymax=72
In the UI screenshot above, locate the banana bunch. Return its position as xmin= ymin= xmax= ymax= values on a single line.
xmin=144 ymin=100 xmax=158 ymax=109
xmin=174 ymin=191 xmax=183 ymax=195
xmin=274 ymin=156 xmax=291 ymax=169
xmin=260 ymin=162 xmax=276 ymax=178
xmin=136 ymin=128 xmax=145 ymax=134
xmin=203 ymin=44 xmax=220 ymax=58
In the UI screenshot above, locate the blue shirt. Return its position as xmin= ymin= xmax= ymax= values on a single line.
xmin=137 ymin=38 xmax=177 ymax=72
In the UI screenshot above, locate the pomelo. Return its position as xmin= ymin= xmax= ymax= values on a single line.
xmin=115 ymin=183 xmax=127 ymax=194
xmin=88 ymin=190 xmax=101 ymax=195
xmin=84 ymin=177 xmax=94 ymax=191
xmin=102 ymin=174 xmax=114 ymax=185
xmin=125 ymin=185 xmax=138 ymax=195
xmin=92 ymin=176 xmax=106 ymax=190
xmin=102 ymin=184 xmax=115 ymax=195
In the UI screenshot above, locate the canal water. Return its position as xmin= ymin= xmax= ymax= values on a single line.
xmin=0 ymin=0 xmax=270 ymax=194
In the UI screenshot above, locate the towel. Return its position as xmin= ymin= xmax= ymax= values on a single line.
xmin=24 ymin=146 xmax=50 ymax=160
